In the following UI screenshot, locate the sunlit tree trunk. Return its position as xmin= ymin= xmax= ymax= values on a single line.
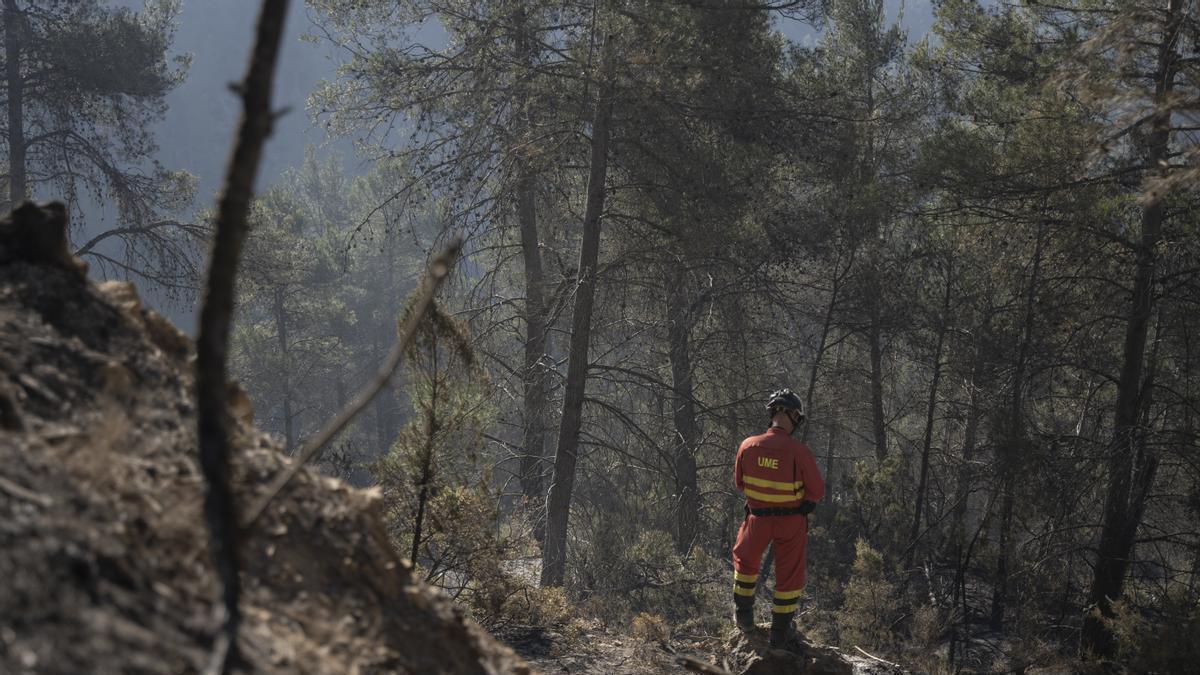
xmin=949 ymin=349 xmax=984 ymax=553
xmin=823 ymin=341 xmax=845 ymax=505
xmin=541 ymin=41 xmax=614 ymax=588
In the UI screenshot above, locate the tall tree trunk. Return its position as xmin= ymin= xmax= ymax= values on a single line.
xmin=374 ymin=223 xmax=400 ymax=452
xmin=802 ymin=248 xmax=848 ymax=443
xmin=823 ymin=341 xmax=845 ymax=505
xmin=949 ymin=348 xmax=984 ymax=554
xmin=411 ymin=334 xmax=439 ymax=566
xmin=823 ymin=426 xmax=839 ymax=506
xmin=868 ymin=289 xmax=888 ymax=461
xmin=272 ymin=287 xmax=294 ymax=453
xmin=991 ymin=219 xmax=1047 ymax=630
xmin=906 ymin=260 xmax=952 ymax=570
xmin=372 ymin=331 xmax=399 ymax=453
xmin=513 ymin=9 xmax=550 ymax=526
xmin=4 ymin=0 xmax=25 ymax=206
xmin=666 ymin=264 xmax=700 ymax=554
xmin=1081 ymin=2 xmax=1180 ymax=655
xmin=518 ymin=170 xmax=549 ymax=511
xmin=540 ymin=41 xmax=615 ymax=588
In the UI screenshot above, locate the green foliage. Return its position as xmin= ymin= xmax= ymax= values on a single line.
xmin=839 ymin=458 xmax=909 ymax=556
xmin=2 ymin=0 xmax=198 ymax=288
xmin=838 ymin=539 xmax=899 ymax=651
xmin=232 ymin=150 xmax=445 ymax=466
xmin=373 ymin=296 xmax=514 ymax=614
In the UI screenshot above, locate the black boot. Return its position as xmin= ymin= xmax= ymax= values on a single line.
xmin=769 ymin=612 xmax=794 ymax=647
xmin=734 ymin=594 xmax=756 ymax=631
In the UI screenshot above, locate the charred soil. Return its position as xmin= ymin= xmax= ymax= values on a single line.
xmin=0 ymin=202 xmax=527 ymax=674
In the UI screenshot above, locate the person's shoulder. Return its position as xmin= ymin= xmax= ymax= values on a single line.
xmin=787 ymin=436 xmax=813 ymax=453
xmin=739 ymin=431 xmax=769 ymax=448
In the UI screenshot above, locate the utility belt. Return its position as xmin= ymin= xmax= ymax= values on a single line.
xmin=747 ymin=506 xmax=804 ymax=517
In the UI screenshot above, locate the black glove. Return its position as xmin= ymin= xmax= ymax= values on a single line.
xmin=798 ymin=500 xmax=816 ymax=516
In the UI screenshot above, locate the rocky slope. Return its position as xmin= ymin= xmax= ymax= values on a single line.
xmin=0 ymin=202 xmax=527 ymax=674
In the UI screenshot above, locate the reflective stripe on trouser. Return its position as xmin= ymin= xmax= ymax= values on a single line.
xmin=733 ymin=570 xmax=757 ymax=597
xmin=772 ymin=587 xmax=802 ymax=614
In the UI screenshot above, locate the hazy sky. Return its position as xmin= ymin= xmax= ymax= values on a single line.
xmin=152 ymin=0 xmax=351 ymax=211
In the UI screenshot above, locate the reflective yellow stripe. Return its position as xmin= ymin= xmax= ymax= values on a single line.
xmin=744 ymin=488 xmax=800 ymax=503
xmin=734 ymin=571 xmax=758 ymax=583
xmin=734 ymin=585 xmax=756 ymax=597
xmin=744 ymin=475 xmax=799 ymax=492
xmin=773 ymin=602 xmax=798 ymax=614
xmin=774 ymin=589 xmax=803 ymax=600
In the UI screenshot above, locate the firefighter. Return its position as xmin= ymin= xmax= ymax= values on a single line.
xmin=732 ymin=388 xmax=825 ymax=647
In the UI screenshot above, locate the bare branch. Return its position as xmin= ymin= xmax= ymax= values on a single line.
xmin=193 ymin=1 xmax=290 ymax=673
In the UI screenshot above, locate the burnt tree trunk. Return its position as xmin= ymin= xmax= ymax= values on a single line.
xmin=906 ymin=259 xmax=952 ymax=570
xmin=540 ymin=39 xmax=614 ymax=588
xmin=949 ymin=348 xmax=984 ymax=552
xmin=1081 ymin=2 xmax=1180 ymax=656
xmin=868 ymin=288 xmax=888 ymax=461
xmin=514 ymin=11 xmax=550 ymax=524
xmin=272 ymin=286 xmax=294 ymax=452
xmin=667 ymin=264 xmax=700 ymax=555
xmin=193 ymin=1 xmax=290 ymax=672
xmin=802 ymin=248 xmax=849 ymax=443
xmin=410 ymin=332 xmax=440 ymax=566
xmin=518 ymin=171 xmax=549 ymax=512
xmin=991 ymin=219 xmax=1046 ymax=631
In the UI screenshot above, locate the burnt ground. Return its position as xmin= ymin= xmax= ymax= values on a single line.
xmin=0 ymin=203 xmax=527 ymax=674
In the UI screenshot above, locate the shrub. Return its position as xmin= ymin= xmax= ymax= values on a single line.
xmin=632 ymin=612 xmax=670 ymax=643
xmin=1108 ymin=585 xmax=1200 ymax=672
xmin=498 ymin=586 xmax=575 ymax=630
xmin=838 ymin=539 xmax=899 ymax=652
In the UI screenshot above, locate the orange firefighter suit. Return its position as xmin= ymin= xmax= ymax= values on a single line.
xmin=732 ymin=425 xmax=825 ymax=617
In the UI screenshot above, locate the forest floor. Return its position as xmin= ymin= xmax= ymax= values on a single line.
xmin=500 ymin=621 xmax=904 ymax=674
xmin=493 ymin=558 xmax=901 ymax=674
